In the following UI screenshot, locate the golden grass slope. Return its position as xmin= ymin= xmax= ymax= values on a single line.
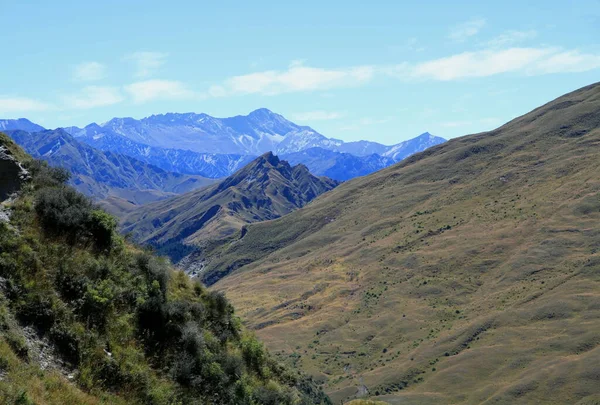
xmin=202 ymin=82 xmax=600 ymax=404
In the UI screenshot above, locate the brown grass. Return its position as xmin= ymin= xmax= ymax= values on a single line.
xmin=203 ymin=82 xmax=600 ymax=404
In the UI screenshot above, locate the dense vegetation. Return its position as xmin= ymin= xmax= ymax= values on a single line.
xmin=0 ymin=138 xmax=330 ymax=404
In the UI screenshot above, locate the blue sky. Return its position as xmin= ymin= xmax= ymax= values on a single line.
xmin=1 ymin=0 xmax=599 ymax=144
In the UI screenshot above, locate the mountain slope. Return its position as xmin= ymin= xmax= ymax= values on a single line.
xmin=195 ymin=83 xmax=600 ymax=404
xmin=0 ymin=132 xmax=330 ymax=405
xmin=121 ymin=152 xmax=339 ymax=254
xmin=0 ymin=118 xmax=45 ymax=133
xmin=281 ymin=148 xmax=396 ymax=181
xmin=68 ymin=109 xmax=308 ymax=155
xmin=6 ymin=129 xmax=215 ymax=206
xmin=68 ymin=109 xmax=445 ymax=161
xmin=68 ymin=127 xmax=256 ymax=178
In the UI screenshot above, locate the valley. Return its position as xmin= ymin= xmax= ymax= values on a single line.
xmin=2 ymin=83 xmax=599 ymax=404
xmin=2 ymin=2 xmax=598 ymax=404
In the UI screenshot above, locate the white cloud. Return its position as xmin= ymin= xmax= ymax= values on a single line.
xmin=449 ymin=18 xmax=486 ymax=42
xmin=485 ymin=30 xmax=537 ymax=48
xmin=399 ymin=47 xmax=600 ymax=81
xmin=212 ymin=61 xmax=375 ymax=96
xmin=125 ymin=47 xmax=599 ymax=105
xmin=291 ymin=110 xmax=344 ymax=121
xmin=126 ymin=51 xmax=168 ymax=78
xmin=0 ymin=96 xmax=51 ymax=113
xmin=124 ymin=80 xmax=197 ymax=103
xmin=531 ymin=49 xmax=600 ymax=74
xmin=63 ymin=86 xmax=124 ymax=109
xmin=73 ymin=62 xmax=106 ymax=81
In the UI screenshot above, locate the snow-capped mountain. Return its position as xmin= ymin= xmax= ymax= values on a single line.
xmin=66 ymin=109 xmax=445 ymax=157
xmin=67 ymin=108 xmax=311 ymax=155
xmin=382 ymin=132 xmax=446 ymax=161
xmin=68 ymin=128 xmax=256 ymax=178
xmin=8 ymin=111 xmax=446 ymax=181
xmin=0 ymin=118 xmax=45 ymax=133
xmin=6 ymin=129 xmax=214 ymax=203
xmin=281 ymin=148 xmax=396 ymax=181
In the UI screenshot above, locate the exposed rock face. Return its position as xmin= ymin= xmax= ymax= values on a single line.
xmin=0 ymin=145 xmax=28 ymax=201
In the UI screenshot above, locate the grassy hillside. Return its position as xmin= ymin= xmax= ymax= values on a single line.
xmin=121 ymin=152 xmax=338 ymax=263
xmin=198 ymin=82 xmax=600 ymax=404
xmin=0 ymin=134 xmax=330 ymax=404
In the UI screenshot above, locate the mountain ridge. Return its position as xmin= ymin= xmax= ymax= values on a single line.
xmin=63 ymin=109 xmax=445 ymax=158
xmin=4 ymin=112 xmax=445 ymax=183
xmin=121 ymin=152 xmax=339 ymax=261
xmin=5 ymin=129 xmax=215 ymax=208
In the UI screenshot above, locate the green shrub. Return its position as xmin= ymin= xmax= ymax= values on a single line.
xmin=241 ymin=334 xmax=266 ymax=373
xmin=88 ymin=210 xmax=117 ymax=251
xmin=35 ymin=186 xmax=93 ymax=241
xmin=26 ymin=160 xmax=70 ymax=188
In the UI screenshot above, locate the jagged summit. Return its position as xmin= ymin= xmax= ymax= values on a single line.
xmin=121 ymin=153 xmax=339 ymax=251
xmin=257 ymin=150 xmax=279 ymax=162
xmin=61 ymin=109 xmax=445 ymax=157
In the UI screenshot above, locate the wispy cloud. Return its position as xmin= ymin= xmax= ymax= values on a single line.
xmin=124 ymin=80 xmax=197 ymax=103
xmin=485 ymin=30 xmax=538 ymax=48
xmin=62 ymin=86 xmax=124 ymax=109
xmin=291 ymin=110 xmax=344 ymax=121
xmin=448 ymin=18 xmax=486 ymax=42
xmin=205 ymin=46 xmax=600 ymax=98
xmin=208 ymin=61 xmax=375 ymax=97
xmin=73 ymin=62 xmax=106 ymax=81
xmin=532 ymin=49 xmax=600 ymax=74
xmin=407 ymin=47 xmax=552 ymax=80
xmin=395 ymin=47 xmax=600 ymax=81
xmin=126 ymin=51 xmax=168 ymax=78
xmin=0 ymin=96 xmax=52 ymax=113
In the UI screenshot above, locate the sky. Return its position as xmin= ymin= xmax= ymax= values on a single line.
xmin=1 ymin=0 xmax=599 ymax=145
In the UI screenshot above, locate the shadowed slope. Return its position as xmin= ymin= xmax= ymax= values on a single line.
xmin=121 ymin=152 xmax=339 ymax=254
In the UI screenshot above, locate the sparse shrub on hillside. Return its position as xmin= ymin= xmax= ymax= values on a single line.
xmin=26 ymin=159 xmax=70 ymax=188
xmin=34 ymin=186 xmax=119 ymax=252
xmin=35 ymin=186 xmax=93 ymax=240
xmin=88 ymin=210 xmax=118 ymax=251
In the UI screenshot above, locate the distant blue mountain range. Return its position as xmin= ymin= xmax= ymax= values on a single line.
xmin=0 ymin=110 xmax=446 ymax=182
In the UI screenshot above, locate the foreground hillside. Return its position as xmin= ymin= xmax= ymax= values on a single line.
xmin=121 ymin=152 xmax=339 ymax=263
xmin=198 ymin=83 xmax=600 ymax=403
xmin=0 ymin=133 xmax=330 ymax=404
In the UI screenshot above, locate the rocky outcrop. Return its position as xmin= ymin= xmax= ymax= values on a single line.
xmin=0 ymin=145 xmax=29 ymax=201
